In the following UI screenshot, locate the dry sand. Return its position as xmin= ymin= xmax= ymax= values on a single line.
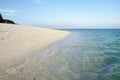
xmin=0 ymin=23 xmax=70 ymax=79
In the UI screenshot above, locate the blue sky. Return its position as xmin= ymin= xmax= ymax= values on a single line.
xmin=0 ymin=0 xmax=120 ymax=29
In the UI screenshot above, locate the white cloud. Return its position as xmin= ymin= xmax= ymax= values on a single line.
xmin=0 ymin=8 xmax=18 ymax=16
xmin=0 ymin=8 xmax=18 ymax=13
xmin=4 ymin=13 xmax=17 ymax=16
xmin=34 ymin=0 xmax=43 ymax=4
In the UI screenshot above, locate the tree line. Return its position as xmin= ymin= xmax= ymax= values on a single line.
xmin=0 ymin=13 xmax=15 ymax=24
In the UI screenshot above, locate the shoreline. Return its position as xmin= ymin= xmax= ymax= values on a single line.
xmin=0 ymin=23 xmax=70 ymax=77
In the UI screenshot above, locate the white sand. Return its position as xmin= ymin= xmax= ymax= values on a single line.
xmin=0 ymin=23 xmax=70 ymax=78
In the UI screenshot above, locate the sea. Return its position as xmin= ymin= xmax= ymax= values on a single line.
xmin=15 ymin=29 xmax=120 ymax=80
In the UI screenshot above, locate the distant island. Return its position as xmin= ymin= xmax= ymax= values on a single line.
xmin=0 ymin=13 xmax=15 ymax=24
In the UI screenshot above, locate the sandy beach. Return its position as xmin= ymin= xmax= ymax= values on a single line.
xmin=0 ymin=23 xmax=70 ymax=79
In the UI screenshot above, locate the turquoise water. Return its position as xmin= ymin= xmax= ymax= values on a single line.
xmin=21 ymin=29 xmax=120 ymax=80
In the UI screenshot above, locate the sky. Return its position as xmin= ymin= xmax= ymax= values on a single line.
xmin=0 ymin=0 xmax=120 ymax=29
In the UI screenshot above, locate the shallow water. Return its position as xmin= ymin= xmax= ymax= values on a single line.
xmin=4 ymin=29 xmax=120 ymax=80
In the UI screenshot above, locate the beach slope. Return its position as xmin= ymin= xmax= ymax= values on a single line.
xmin=0 ymin=23 xmax=70 ymax=77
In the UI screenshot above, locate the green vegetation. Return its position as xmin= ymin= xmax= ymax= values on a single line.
xmin=0 ymin=13 xmax=15 ymax=24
